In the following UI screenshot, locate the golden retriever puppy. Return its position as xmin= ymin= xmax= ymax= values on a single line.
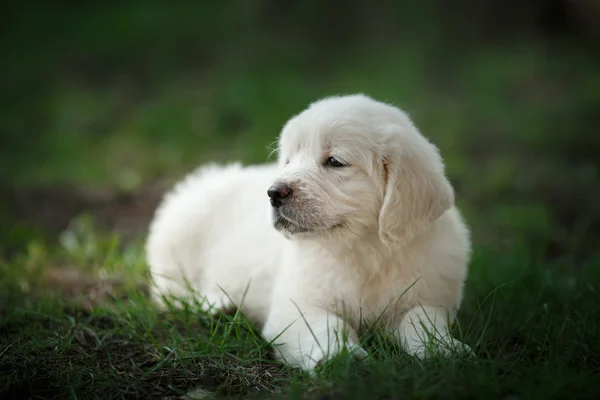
xmin=146 ymin=94 xmax=472 ymax=371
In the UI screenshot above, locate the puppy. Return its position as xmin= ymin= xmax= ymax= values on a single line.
xmin=146 ymin=94 xmax=472 ymax=371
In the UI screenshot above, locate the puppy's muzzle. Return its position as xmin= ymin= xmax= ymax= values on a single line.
xmin=267 ymin=183 xmax=293 ymax=208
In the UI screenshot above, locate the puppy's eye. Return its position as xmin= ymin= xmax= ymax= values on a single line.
xmin=325 ymin=157 xmax=346 ymax=167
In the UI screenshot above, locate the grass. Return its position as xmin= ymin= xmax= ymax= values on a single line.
xmin=1 ymin=226 xmax=599 ymax=399
xmin=1 ymin=2 xmax=600 ymax=399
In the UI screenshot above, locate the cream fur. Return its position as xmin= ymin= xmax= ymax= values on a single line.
xmin=145 ymin=94 xmax=472 ymax=371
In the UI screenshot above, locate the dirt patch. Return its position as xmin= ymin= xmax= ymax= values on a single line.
xmin=43 ymin=266 xmax=150 ymax=309
xmin=2 ymin=376 xmax=60 ymax=400
xmin=1 ymin=181 xmax=170 ymax=245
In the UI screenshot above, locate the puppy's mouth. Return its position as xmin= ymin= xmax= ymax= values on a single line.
xmin=272 ymin=209 xmax=310 ymax=234
xmin=271 ymin=208 xmax=344 ymax=234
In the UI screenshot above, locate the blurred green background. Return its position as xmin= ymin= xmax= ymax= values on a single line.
xmin=1 ymin=0 xmax=599 ymax=260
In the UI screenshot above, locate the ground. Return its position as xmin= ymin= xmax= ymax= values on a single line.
xmin=1 ymin=3 xmax=599 ymax=399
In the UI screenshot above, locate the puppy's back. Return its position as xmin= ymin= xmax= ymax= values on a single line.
xmin=145 ymin=162 xmax=283 ymax=316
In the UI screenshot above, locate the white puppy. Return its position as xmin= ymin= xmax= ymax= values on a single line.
xmin=146 ymin=94 xmax=472 ymax=371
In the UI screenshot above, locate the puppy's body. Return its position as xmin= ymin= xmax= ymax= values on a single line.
xmin=146 ymin=95 xmax=472 ymax=371
xmin=146 ymin=163 xmax=283 ymax=323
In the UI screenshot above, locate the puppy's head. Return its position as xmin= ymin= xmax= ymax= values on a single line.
xmin=269 ymin=94 xmax=454 ymax=244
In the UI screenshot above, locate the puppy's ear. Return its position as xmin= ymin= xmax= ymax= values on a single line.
xmin=378 ymin=138 xmax=454 ymax=245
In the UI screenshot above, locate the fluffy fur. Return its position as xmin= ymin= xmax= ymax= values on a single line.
xmin=146 ymin=94 xmax=472 ymax=371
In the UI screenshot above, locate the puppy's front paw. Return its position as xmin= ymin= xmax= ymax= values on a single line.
xmin=350 ymin=345 xmax=369 ymax=360
xmin=444 ymin=338 xmax=475 ymax=358
xmin=413 ymin=337 xmax=475 ymax=359
xmin=200 ymin=293 xmax=235 ymax=315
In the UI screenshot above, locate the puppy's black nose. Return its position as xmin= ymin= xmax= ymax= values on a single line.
xmin=267 ymin=183 xmax=292 ymax=208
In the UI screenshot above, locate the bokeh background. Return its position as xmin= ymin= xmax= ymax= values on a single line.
xmin=1 ymin=0 xmax=599 ymax=262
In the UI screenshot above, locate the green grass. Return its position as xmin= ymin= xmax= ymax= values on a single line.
xmin=1 ymin=224 xmax=599 ymax=399
xmin=2 ymin=2 xmax=600 ymax=399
